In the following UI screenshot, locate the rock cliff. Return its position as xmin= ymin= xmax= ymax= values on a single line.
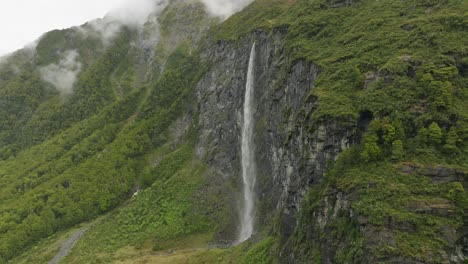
xmin=196 ymin=29 xmax=357 ymax=245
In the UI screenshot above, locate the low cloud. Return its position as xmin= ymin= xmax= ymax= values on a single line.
xmin=40 ymin=50 xmax=82 ymax=95
xmin=0 ymin=55 xmax=7 ymax=66
xmin=200 ymin=0 xmax=254 ymax=19
xmin=84 ymin=19 xmax=123 ymax=46
xmin=107 ymin=0 xmax=168 ymax=27
xmin=77 ymin=0 xmax=168 ymax=47
xmin=0 ymin=44 xmax=37 ymax=76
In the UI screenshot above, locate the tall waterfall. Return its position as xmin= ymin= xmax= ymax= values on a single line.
xmin=238 ymin=43 xmax=257 ymax=243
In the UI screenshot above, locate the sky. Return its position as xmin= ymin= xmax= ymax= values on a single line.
xmin=0 ymin=0 xmax=130 ymax=56
xmin=0 ymin=0 xmax=253 ymax=56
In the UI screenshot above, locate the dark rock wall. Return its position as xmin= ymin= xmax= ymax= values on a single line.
xmin=195 ymin=29 xmax=356 ymax=243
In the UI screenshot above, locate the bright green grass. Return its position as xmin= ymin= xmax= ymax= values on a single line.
xmin=60 ymin=145 xmax=223 ymax=263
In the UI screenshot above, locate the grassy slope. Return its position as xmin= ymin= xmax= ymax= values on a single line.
xmin=9 ymin=221 xmax=96 ymax=264
xmin=0 ymin=28 xmax=135 ymax=155
xmin=60 ymin=146 xmax=220 ymax=263
xmin=0 ymin=41 xmax=207 ymax=263
xmin=8 ymin=142 xmax=270 ymax=263
xmin=0 ymin=2 xmax=222 ymax=262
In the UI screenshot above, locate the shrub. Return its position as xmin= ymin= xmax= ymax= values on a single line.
xmin=427 ymin=122 xmax=443 ymax=145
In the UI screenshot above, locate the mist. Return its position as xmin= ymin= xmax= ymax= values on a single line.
xmin=200 ymin=0 xmax=254 ymax=19
xmin=75 ymin=0 xmax=168 ymax=47
xmin=0 ymin=0 xmax=254 ymax=56
xmin=39 ymin=50 xmax=82 ymax=95
xmin=108 ymin=0 xmax=168 ymax=26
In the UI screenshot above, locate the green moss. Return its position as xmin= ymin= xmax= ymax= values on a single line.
xmin=240 ymin=237 xmax=275 ymax=264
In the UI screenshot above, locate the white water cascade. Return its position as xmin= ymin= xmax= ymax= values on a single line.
xmin=238 ymin=43 xmax=257 ymax=244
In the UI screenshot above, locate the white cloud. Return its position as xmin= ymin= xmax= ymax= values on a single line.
xmin=0 ymin=0 xmax=253 ymax=56
xmin=78 ymin=0 xmax=168 ymax=46
xmin=0 ymin=0 xmax=129 ymax=56
xmin=78 ymin=19 xmax=123 ymax=47
xmin=107 ymin=0 xmax=168 ymax=27
xmin=39 ymin=50 xmax=82 ymax=95
xmin=200 ymin=0 xmax=254 ymax=19
xmin=0 ymin=55 xmax=7 ymax=66
xmin=0 ymin=0 xmax=169 ymax=56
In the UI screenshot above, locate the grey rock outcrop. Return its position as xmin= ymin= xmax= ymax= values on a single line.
xmin=195 ymin=29 xmax=356 ymax=242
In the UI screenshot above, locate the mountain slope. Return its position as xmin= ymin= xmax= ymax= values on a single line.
xmin=0 ymin=0 xmax=467 ymax=263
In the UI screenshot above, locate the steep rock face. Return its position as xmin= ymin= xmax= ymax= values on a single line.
xmin=283 ymin=163 xmax=468 ymax=264
xmin=193 ymin=27 xmax=467 ymax=263
xmin=283 ymin=189 xmax=361 ymax=264
xmin=195 ymin=29 xmax=356 ymax=241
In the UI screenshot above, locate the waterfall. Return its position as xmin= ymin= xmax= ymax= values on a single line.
xmin=238 ymin=43 xmax=256 ymax=244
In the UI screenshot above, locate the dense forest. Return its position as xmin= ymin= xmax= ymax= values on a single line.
xmin=0 ymin=0 xmax=467 ymax=263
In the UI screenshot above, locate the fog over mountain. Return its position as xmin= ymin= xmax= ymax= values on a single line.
xmin=0 ymin=0 xmax=253 ymax=55
xmin=39 ymin=50 xmax=82 ymax=95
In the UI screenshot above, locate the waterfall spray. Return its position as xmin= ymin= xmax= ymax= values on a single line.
xmin=238 ymin=43 xmax=256 ymax=244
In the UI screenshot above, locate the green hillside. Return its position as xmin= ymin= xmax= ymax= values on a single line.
xmin=1 ymin=0 xmax=467 ymax=263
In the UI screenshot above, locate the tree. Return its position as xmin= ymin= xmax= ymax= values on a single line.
xmin=361 ymin=142 xmax=382 ymax=162
xmin=391 ymin=140 xmax=404 ymax=161
xmin=392 ymin=119 xmax=406 ymax=140
xmin=382 ymin=122 xmax=396 ymax=146
xmin=361 ymin=134 xmax=382 ymax=162
xmin=417 ymin=127 xmax=429 ymax=145
xmin=39 ymin=207 xmax=56 ymax=236
xmin=443 ymin=127 xmax=459 ymax=154
xmin=22 ymin=214 xmax=47 ymax=239
xmin=427 ymin=122 xmax=443 ymax=145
